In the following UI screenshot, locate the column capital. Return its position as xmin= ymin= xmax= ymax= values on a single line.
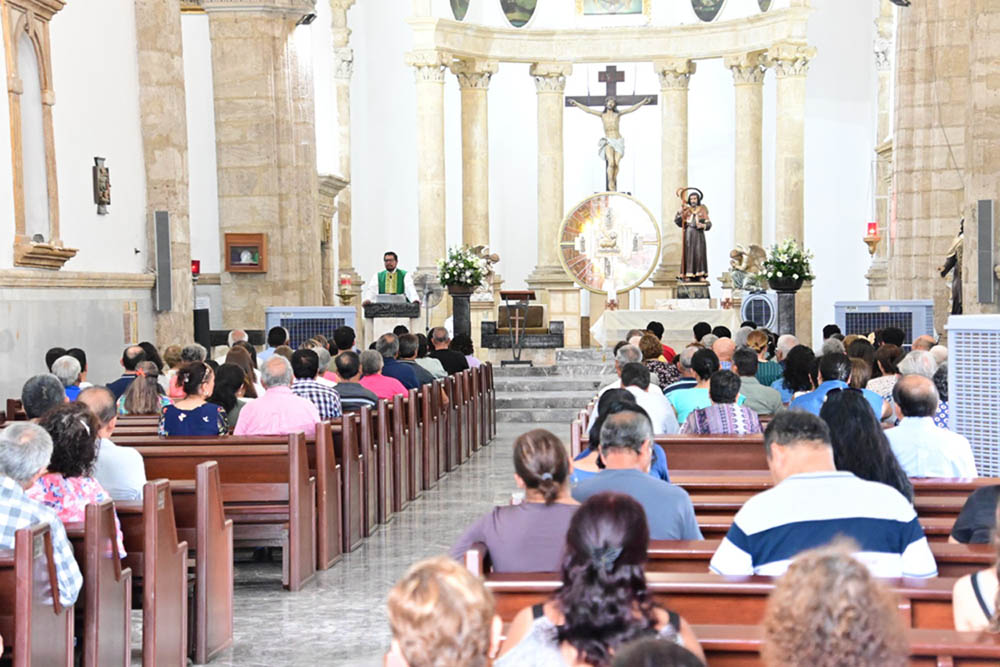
xmin=530 ymin=62 xmax=572 ymax=93
xmin=202 ymin=0 xmax=315 ymax=16
xmin=766 ymin=42 xmax=816 ymax=78
xmin=406 ymin=50 xmax=449 ymax=82
xmin=724 ymin=51 xmax=767 ymax=85
xmin=450 ymin=59 xmax=499 ymax=90
xmin=654 ymin=58 xmax=696 ymax=90
xmin=334 ymin=47 xmax=353 ymax=80
xmin=328 ymin=0 xmax=355 ymax=47
xmin=874 ymin=36 xmax=891 ymax=72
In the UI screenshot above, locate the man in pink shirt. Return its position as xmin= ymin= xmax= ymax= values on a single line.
xmin=234 ymin=355 xmax=321 ymax=437
xmin=358 ymin=350 xmax=408 ymax=400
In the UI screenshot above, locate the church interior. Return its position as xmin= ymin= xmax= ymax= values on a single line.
xmin=1 ymin=0 xmax=1000 ymax=665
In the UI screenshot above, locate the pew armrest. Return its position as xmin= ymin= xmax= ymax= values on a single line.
xmin=464 ymin=542 xmax=488 ymax=578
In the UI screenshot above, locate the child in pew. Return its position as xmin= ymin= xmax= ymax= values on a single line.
xmin=386 ymin=556 xmax=502 ymax=667
xmin=952 ymin=500 xmax=1000 ymax=631
xmin=573 ymin=390 xmax=670 ymax=486
xmin=449 ymin=429 xmax=578 ymax=572
xmin=762 ymin=540 xmax=907 ymax=667
xmin=496 ymin=492 xmax=705 ymax=667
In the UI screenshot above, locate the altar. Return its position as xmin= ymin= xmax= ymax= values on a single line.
xmin=590 ymin=307 xmax=740 ymax=352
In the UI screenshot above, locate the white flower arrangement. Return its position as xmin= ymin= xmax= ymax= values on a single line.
xmin=437 ymin=246 xmax=489 ymax=288
xmin=758 ymin=239 xmax=815 ymax=283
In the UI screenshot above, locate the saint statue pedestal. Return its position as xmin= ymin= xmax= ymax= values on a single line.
xmin=676 ymin=281 xmax=710 ymax=300
xmin=362 ymin=300 xmax=421 ymax=347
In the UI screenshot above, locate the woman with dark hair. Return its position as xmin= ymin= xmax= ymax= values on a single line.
xmin=224 ymin=346 xmax=261 ymax=398
xmin=159 ymin=362 xmax=227 ymax=436
xmin=681 ymin=370 xmax=761 ymax=435
xmin=208 ymin=363 xmax=249 ymax=428
xmin=138 ymin=341 xmax=165 ymax=373
xmin=867 ymin=343 xmax=904 ymax=397
xmin=496 ymin=492 xmax=704 ymax=666
xmin=933 ymin=363 xmax=949 ymax=428
xmin=778 ymin=345 xmax=816 ymax=402
xmin=846 ymin=338 xmax=876 ymax=369
xmin=638 ymin=334 xmax=678 ymax=387
xmin=611 ymin=639 xmax=704 ymax=667
xmin=28 ymin=403 xmax=126 ymax=557
xmin=819 ymin=389 xmax=913 ymax=502
xmin=118 ymin=360 xmax=172 ymax=415
xmin=847 ymin=357 xmax=871 ymax=390
xmin=450 ymin=333 xmax=482 ymax=369
xmin=574 ymin=392 xmax=669 ymax=485
xmin=449 ymin=429 xmax=578 ymax=572
xmin=953 ymin=500 xmax=1000 ymax=631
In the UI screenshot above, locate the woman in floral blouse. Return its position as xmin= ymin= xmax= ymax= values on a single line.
xmin=27 ymin=402 xmax=126 ymax=557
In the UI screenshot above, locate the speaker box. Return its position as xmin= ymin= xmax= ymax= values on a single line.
xmin=154 ymin=211 xmax=172 ymax=312
xmin=978 ymin=200 xmax=994 ymax=304
xmin=193 ymin=309 xmax=211 ymax=351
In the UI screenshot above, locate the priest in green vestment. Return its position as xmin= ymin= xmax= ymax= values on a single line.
xmin=362 ymin=251 xmax=420 ymax=305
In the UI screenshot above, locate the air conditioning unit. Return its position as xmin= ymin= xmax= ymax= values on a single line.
xmin=741 ymin=291 xmax=777 ymax=331
xmin=264 ymin=306 xmax=357 ymax=349
xmin=834 ymin=300 xmax=934 ymax=349
xmin=946 ymin=315 xmax=1000 ymax=476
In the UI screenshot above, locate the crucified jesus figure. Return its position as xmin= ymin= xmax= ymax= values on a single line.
xmin=569 ymin=96 xmax=651 ymax=192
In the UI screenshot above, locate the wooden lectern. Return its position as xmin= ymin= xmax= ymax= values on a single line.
xmin=499 ymin=290 xmax=535 ymax=366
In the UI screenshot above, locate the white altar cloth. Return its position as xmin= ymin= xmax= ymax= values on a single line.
xmin=590 ymin=308 xmax=740 ymax=351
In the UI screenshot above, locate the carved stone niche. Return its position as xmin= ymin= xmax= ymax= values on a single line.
xmin=3 ymin=0 xmax=78 ymax=269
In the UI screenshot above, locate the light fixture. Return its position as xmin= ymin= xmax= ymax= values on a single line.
xmin=863 ymin=221 xmax=882 ymax=256
xmin=888 ymin=0 xmax=910 ymax=6
xmin=297 ymin=12 xmax=316 ymax=25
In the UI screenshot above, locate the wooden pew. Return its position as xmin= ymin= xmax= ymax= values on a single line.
xmin=391 ymin=393 xmax=413 ymax=508
xmin=406 ymin=389 xmax=424 ymax=500
xmin=358 ymin=406 xmax=381 ymax=536
xmin=443 ymin=376 xmax=460 ymax=472
xmin=693 ymin=624 xmax=1000 ymax=666
xmin=64 ymin=501 xmax=132 ymax=667
xmin=0 ymin=522 xmax=74 ymax=666
xmin=420 ymin=383 xmax=439 ymax=491
xmin=377 ymin=400 xmax=398 ymax=521
xmin=166 ymin=463 xmax=234 ymax=664
xmin=484 ymin=571 xmax=957 ymax=629
xmin=332 ymin=417 xmax=361 ymax=554
xmin=579 ymin=434 xmax=770 ymax=470
xmin=485 ymin=362 xmax=496 ymax=440
xmin=117 ymin=478 xmax=188 ymax=667
xmin=132 ymin=438 xmax=317 ymax=591
xmin=688 ymin=493 xmax=968 ymax=523
xmin=695 ymin=514 xmax=955 ymax=543
xmin=468 ymin=370 xmax=480 ymax=452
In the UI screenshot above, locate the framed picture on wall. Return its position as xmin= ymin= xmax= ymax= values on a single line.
xmin=576 ymin=0 xmax=650 ymax=16
xmin=224 ymin=233 xmax=268 ymax=273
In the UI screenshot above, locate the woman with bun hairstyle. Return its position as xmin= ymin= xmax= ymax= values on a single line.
xmin=158 ymin=361 xmax=227 ymax=436
xmin=449 ymin=429 xmax=578 ymax=572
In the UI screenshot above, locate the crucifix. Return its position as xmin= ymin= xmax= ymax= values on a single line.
xmin=565 ymin=65 xmax=658 ymax=192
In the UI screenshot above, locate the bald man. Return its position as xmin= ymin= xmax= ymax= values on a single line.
xmin=712 ymin=338 xmax=736 ymax=371
xmin=912 ymin=335 xmax=936 ymax=351
xmin=885 ymin=375 xmax=977 ymax=478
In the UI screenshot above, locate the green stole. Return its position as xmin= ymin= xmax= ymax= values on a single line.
xmin=378 ymin=269 xmax=406 ymax=294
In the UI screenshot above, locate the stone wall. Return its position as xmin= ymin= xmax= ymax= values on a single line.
xmin=891 ymin=0 xmax=999 ymax=334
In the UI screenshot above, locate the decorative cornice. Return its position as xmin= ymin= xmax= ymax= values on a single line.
xmin=0 ymin=269 xmax=155 ymax=289
xmin=180 ymin=0 xmax=205 ymax=13
xmin=13 ymin=241 xmax=77 ymax=270
xmin=767 ymin=42 xmax=815 ymax=78
xmin=724 ymin=51 xmax=767 ymax=85
xmin=318 ymin=173 xmax=349 ymax=198
xmin=451 ymin=59 xmax=498 ymax=90
xmin=334 ymin=47 xmax=353 ymax=80
xmin=530 ymin=62 xmax=571 ymax=93
xmin=654 ymin=58 xmax=696 ymax=90
xmin=406 ymin=50 xmax=448 ymax=83
xmin=4 ymin=0 xmax=65 ymax=21
xmin=201 ymin=0 xmax=315 ymax=16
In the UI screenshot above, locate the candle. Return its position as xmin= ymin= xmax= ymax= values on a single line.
xmin=867 ymin=222 xmax=878 ymax=237
xmin=339 ymin=274 xmax=351 ymax=288
xmin=190 ymin=259 xmax=201 ymax=276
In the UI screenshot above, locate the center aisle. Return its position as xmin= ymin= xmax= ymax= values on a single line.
xmin=205 ymin=421 xmax=566 ymax=667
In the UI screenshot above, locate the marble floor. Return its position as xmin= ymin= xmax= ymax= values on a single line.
xmin=182 ymin=421 xmax=564 ymax=667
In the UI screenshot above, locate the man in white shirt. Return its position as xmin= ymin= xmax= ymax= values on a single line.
xmin=620 ymin=362 xmax=679 ymax=435
xmin=214 ymin=329 xmax=248 ymax=365
xmin=709 ymin=410 xmax=937 ymax=579
xmin=362 ymin=251 xmax=420 ymax=304
xmin=886 ymin=374 xmax=977 ymax=478
xmin=587 ymin=344 xmax=659 ymax=432
xmin=77 ymin=386 xmax=146 ymax=501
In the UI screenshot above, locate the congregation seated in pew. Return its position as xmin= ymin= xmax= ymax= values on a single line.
xmin=450 ymin=429 xmax=578 ymax=572
xmin=291 ymin=348 xmax=342 ymax=420
xmin=762 ymin=541 xmax=908 ymax=667
xmin=21 ymin=373 xmax=66 ymax=420
xmin=789 ymin=353 xmax=887 ymax=419
xmin=234 ymin=355 xmax=321 ymax=437
xmin=668 ymin=349 xmax=746 ymax=424
xmin=620 ymin=362 xmax=678 ymax=435
xmin=0 ymin=422 xmax=81 ymax=607
xmin=28 ymin=403 xmax=127 ymax=557
xmin=573 ymin=409 xmax=701 ymax=541
xmin=160 ymin=361 xmax=228 ymax=436
xmin=208 ymin=363 xmax=251 ymax=427
xmin=952 ymin=500 xmax=1000 ymax=631
xmin=680 ymin=370 xmax=761 ymax=436
xmin=951 ymin=485 xmax=1000 ymax=544
xmin=733 ymin=348 xmax=783 ymax=416
xmin=770 ymin=344 xmax=814 ymax=404
xmin=818 ymin=386 xmax=913 ymax=502
xmin=77 ymin=386 xmax=146 ymax=501
xmin=709 ymin=411 xmax=937 ymax=578
xmin=359 ymin=349 xmax=409 ymax=400
xmin=574 ymin=390 xmax=670 ymax=485
xmin=610 ymin=638 xmax=705 ymax=667
xmin=332 ymin=350 xmax=379 ymax=412
xmin=117 ymin=360 xmax=171 ymax=415
xmin=496 ymin=493 xmax=705 ymax=666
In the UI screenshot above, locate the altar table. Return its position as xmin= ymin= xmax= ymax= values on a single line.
xmin=590 ymin=308 xmax=740 ymax=351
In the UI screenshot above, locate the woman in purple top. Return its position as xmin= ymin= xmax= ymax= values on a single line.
xmin=450 ymin=429 xmax=578 ymax=572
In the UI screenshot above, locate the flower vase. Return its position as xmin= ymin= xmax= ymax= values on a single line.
xmin=767 ymin=276 xmax=805 ymax=292
xmin=447 ymin=284 xmax=475 ymax=340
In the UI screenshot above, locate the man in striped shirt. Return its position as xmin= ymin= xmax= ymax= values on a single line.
xmin=709 ymin=410 xmax=937 ymax=579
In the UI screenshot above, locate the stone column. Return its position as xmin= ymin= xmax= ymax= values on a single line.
xmin=646 ymin=58 xmax=696 ymax=298
xmin=725 ymin=51 xmax=767 ymax=250
xmin=451 ymin=59 xmax=497 ymax=249
xmin=867 ymin=1 xmax=894 ymax=299
xmin=135 ymin=0 xmax=193 ymax=345
xmin=330 ymin=0 xmax=362 ymax=302
xmin=318 ymin=173 xmax=349 ymax=306
xmin=204 ymin=0 xmax=322 ymax=328
xmin=406 ymin=50 xmax=449 ymax=324
xmin=526 ymin=62 xmax=573 ymax=293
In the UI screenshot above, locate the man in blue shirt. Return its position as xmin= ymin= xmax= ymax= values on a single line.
xmin=790 ymin=353 xmax=886 ymax=418
xmin=376 ymin=333 xmax=419 ymax=390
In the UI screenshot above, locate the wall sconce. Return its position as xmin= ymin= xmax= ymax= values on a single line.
xmin=863 ymin=221 xmax=882 ymax=256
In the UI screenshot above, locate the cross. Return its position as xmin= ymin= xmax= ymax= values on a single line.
xmin=564 ymin=65 xmax=658 ymax=109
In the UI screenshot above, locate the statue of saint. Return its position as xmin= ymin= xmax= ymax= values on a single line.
xmin=568 ymin=96 xmax=652 ymax=192
xmin=937 ymin=218 xmax=964 ymax=315
xmin=675 ymin=188 xmax=712 ymax=282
